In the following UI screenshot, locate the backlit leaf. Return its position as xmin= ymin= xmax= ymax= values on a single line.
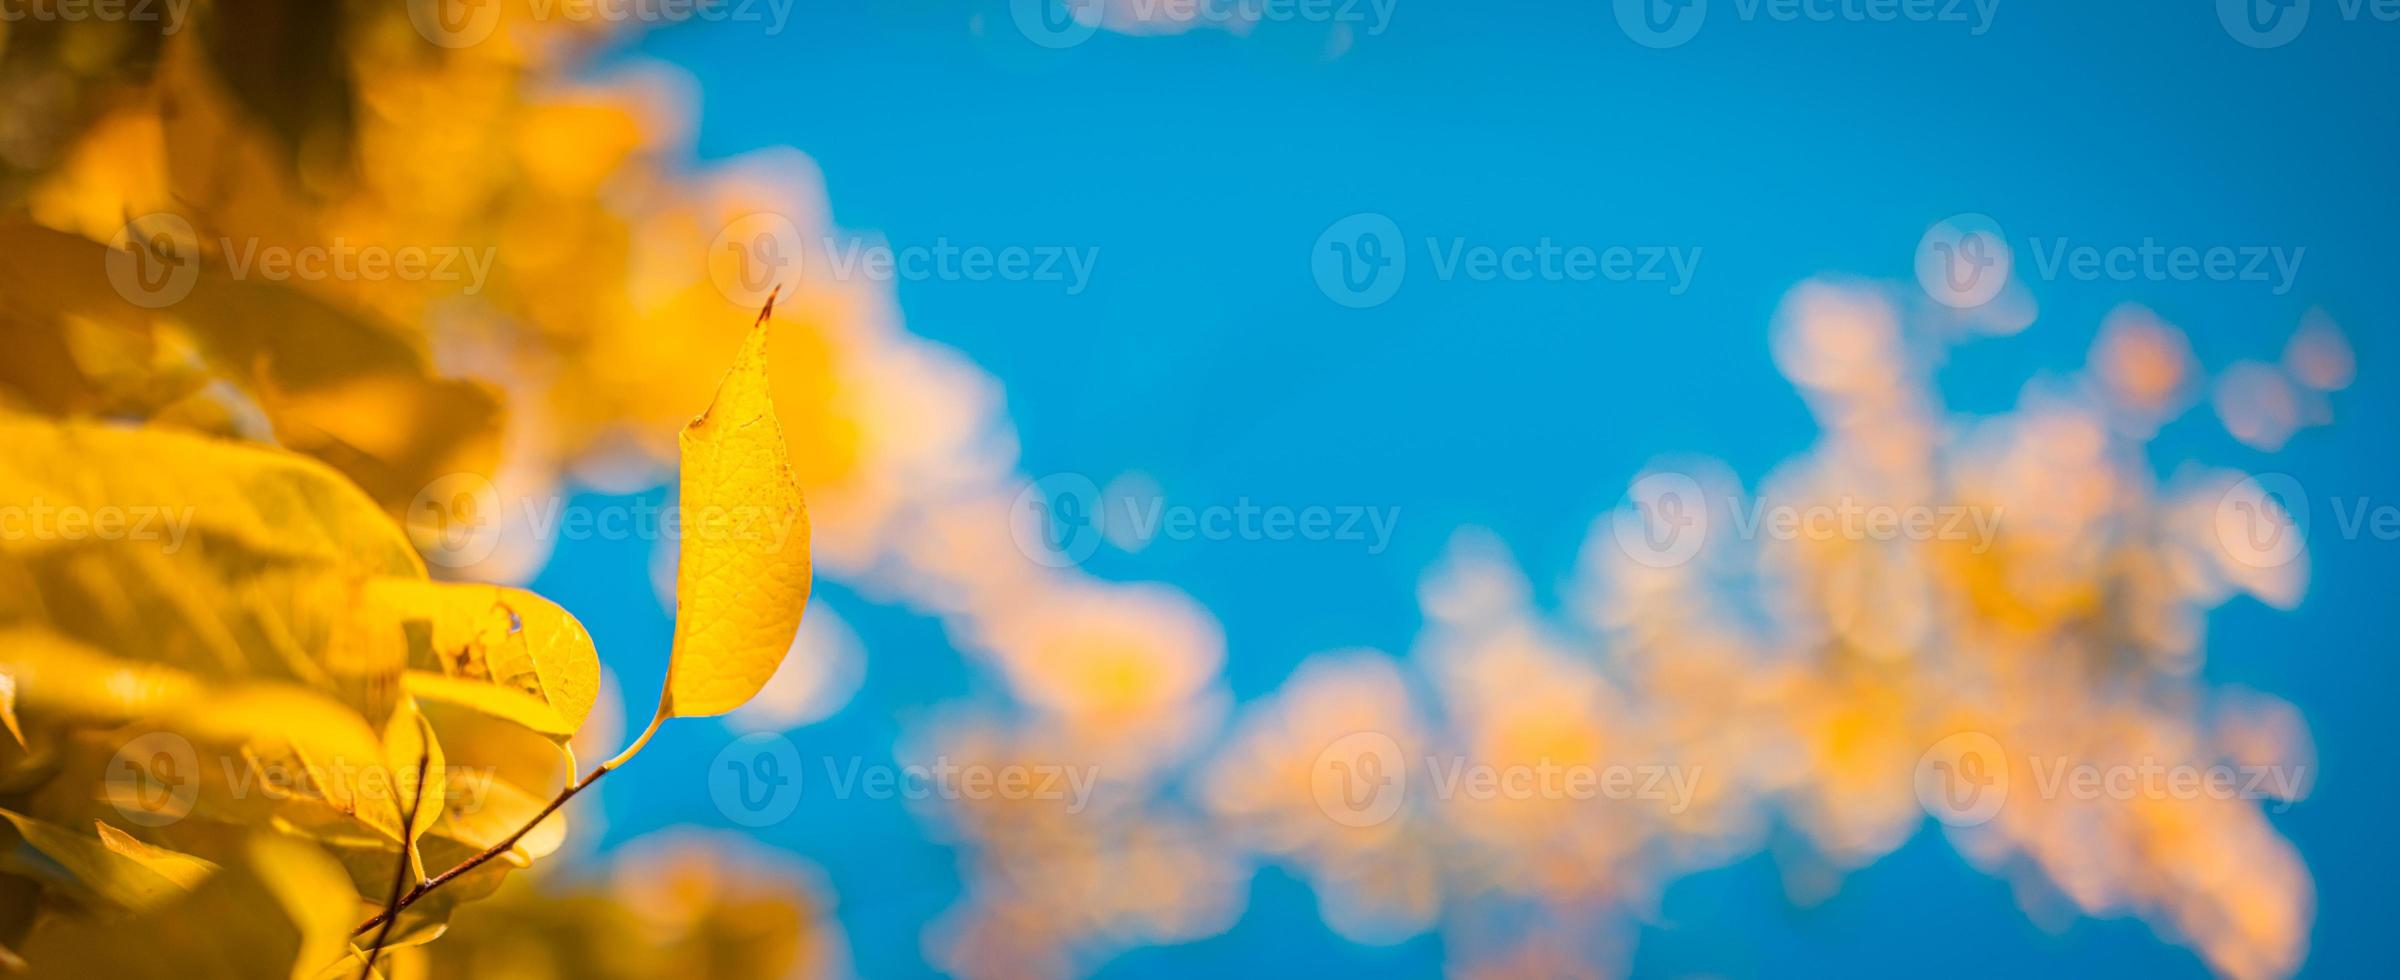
xmin=371 ymin=579 xmax=600 ymax=738
xmin=0 ymin=412 xmax=421 ymax=580
xmin=0 ymin=808 xmax=196 ymax=913
xmin=659 ymin=312 xmax=812 ymax=719
xmin=92 ymin=823 xmax=218 ymax=892
xmin=24 ymin=832 xmax=361 ymax=979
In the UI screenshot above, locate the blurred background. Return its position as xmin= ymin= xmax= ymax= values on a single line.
xmin=2 ymin=0 xmax=2395 ymax=977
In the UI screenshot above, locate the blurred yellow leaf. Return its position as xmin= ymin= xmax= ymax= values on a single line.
xmin=0 ymin=809 xmax=199 ymax=913
xmin=0 ymin=628 xmax=201 ymax=723
xmin=414 ymin=832 xmax=843 ymax=980
xmin=0 ymin=669 xmax=25 ymax=750
xmin=0 ymin=414 xmax=598 ymax=851
xmin=414 ymin=699 xmax=575 ymax=862
xmin=92 ymin=822 xmax=217 ymax=892
xmin=658 ymin=313 xmax=811 ymax=720
xmin=0 ymin=222 xmax=503 ymax=512
xmin=378 ymin=701 xmax=444 ymax=852
xmin=24 ymin=833 xmax=362 ymax=980
xmin=0 ymin=412 xmax=421 ymax=580
xmin=0 ymin=630 xmax=415 ymax=842
xmin=154 ymin=684 xmax=410 ymax=845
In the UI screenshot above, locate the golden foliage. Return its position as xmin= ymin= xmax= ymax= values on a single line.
xmin=0 ymin=408 xmax=597 ymax=971
xmin=1 ymin=3 xmax=823 ymax=973
xmin=0 ymin=3 xmax=2348 ymax=978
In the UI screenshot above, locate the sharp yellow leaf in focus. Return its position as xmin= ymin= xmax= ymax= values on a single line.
xmin=372 ymin=579 xmax=602 ymax=738
xmin=658 ymin=303 xmax=813 ymax=721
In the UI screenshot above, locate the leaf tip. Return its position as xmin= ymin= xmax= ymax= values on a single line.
xmin=755 ymin=285 xmax=781 ymax=328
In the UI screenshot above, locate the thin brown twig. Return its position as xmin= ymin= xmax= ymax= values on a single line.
xmin=352 ymin=698 xmax=666 ymax=937
xmin=349 ymin=747 xmax=634 ymax=937
xmin=358 ymin=743 xmax=433 ymax=979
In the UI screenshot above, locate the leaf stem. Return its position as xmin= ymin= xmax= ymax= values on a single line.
xmin=603 ymin=710 xmax=665 ymax=773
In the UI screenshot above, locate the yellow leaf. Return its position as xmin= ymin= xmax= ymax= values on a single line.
xmin=402 ymin=674 xmax=570 ymax=737
xmin=0 ymin=414 xmax=599 ymax=855
xmin=23 ymin=832 xmax=361 ymax=979
xmin=0 ymin=627 xmax=202 ymax=721
xmin=0 ymin=220 xmax=504 ymax=514
xmin=367 ymin=579 xmax=599 ymax=738
xmin=0 ymin=808 xmax=197 ymax=912
xmin=658 ymin=309 xmax=812 ymax=720
xmin=0 ymin=417 xmax=421 ymax=717
xmin=162 ymin=685 xmax=414 ymax=844
xmin=414 ymin=699 xmax=574 ymax=862
xmin=0 ymin=412 xmax=422 ymax=581
xmin=92 ymin=822 xmax=218 ymax=891
xmin=0 ymin=669 xmax=26 ymax=750
xmin=0 ymin=631 xmax=417 ymax=846
xmin=380 ymin=702 xmax=444 ymax=850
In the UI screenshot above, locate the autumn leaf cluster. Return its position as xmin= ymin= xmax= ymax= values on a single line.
xmin=1 ymin=7 xmax=817 ymax=974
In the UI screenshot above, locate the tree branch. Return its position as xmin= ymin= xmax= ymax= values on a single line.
xmin=350 ymin=711 xmax=663 ymax=937
xmin=358 ymin=743 xmax=433 ymax=977
xmin=350 ymin=761 xmax=611 ymax=937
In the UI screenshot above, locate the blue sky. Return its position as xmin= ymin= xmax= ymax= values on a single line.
xmin=531 ymin=2 xmax=2400 ymax=975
